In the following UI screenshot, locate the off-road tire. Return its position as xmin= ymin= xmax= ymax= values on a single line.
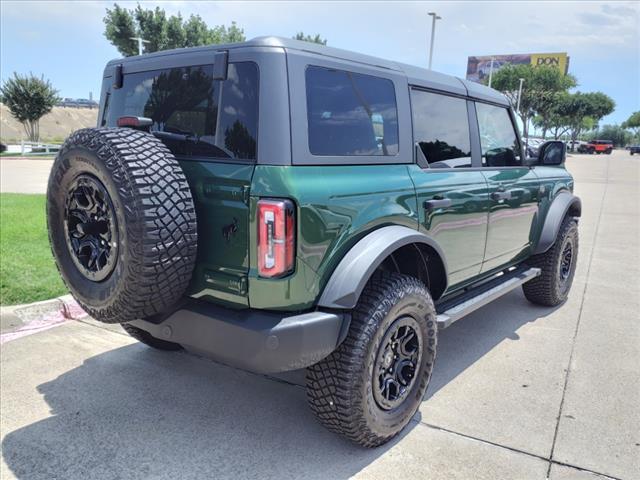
xmin=47 ymin=128 xmax=198 ymax=323
xmin=306 ymin=272 xmax=437 ymax=447
xmin=121 ymin=323 xmax=183 ymax=351
xmin=523 ymin=216 xmax=578 ymax=306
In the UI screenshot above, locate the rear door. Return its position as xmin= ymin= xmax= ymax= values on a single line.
xmin=103 ymin=54 xmax=260 ymax=306
xmin=409 ymin=89 xmax=489 ymax=287
xmin=474 ymin=102 xmax=541 ymax=273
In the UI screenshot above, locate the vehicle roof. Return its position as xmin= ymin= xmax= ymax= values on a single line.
xmin=106 ymin=36 xmax=509 ymax=106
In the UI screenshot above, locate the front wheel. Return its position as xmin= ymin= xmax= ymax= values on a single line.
xmin=523 ymin=216 xmax=579 ymax=306
xmin=306 ymin=272 xmax=437 ymax=447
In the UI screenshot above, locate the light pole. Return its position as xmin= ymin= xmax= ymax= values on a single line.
xmin=427 ymin=12 xmax=442 ymax=70
xmin=516 ymin=77 xmax=525 ymax=113
xmin=130 ymin=36 xmax=150 ymax=56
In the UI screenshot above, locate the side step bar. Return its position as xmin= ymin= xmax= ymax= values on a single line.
xmin=436 ymin=267 xmax=541 ymax=329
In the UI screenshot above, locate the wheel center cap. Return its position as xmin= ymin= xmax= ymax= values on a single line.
xmin=383 ymin=351 xmax=394 ymax=368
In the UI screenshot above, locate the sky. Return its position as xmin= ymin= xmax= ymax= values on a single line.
xmin=1 ymin=1 xmax=638 ymax=125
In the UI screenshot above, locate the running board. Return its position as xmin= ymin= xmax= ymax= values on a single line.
xmin=436 ymin=267 xmax=541 ymax=329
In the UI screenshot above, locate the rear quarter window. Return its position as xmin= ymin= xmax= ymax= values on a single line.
xmin=104 ymin=62 xmax=258 ymax=161
xmin=305 ymin=65 xmax=399 ymax=156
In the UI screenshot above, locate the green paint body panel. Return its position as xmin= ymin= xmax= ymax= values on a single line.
xmin=408 ymin=165 xmax=489 ymax=288
xmin=248 ymin=164 xmax=418 ymax=311
xmin=179 ymin=159 xmax=254 ymax=308
xmin=178 ymin=160 xmax=575 ymax=311
xmin=480 ymin=167 xmax=541 ymax=273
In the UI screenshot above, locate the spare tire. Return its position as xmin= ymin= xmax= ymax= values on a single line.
xmin=47 ymin=128 xmax=198 ymax=323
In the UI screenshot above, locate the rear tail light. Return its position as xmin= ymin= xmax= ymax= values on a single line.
xmin=257 ymin=199 xmax=295 ymax=278
xmin=116 ymin=116 xmax=153 ymax=128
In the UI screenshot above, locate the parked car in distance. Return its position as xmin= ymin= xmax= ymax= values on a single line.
xmin=629 ymin=145 xmax=640 ymax=155
xmin=46 ymin=37 xmax=581 ymax=448
xmin=524 ymin=137 xmax=544 ymax=158
xmin=566 ymin=140 xmax=586 ymax=152
xmin=585 ymin=139 xmax=613 ymax=154
xmin=57 ymin=97 xmax=98 ymax=109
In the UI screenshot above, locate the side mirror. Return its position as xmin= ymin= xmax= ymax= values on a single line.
xmin=537 ymin=140 xmax=566 ymax=166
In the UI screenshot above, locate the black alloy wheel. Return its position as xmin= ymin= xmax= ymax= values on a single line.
xmin=559 ymin=241 xmax=573 ymax=283
xmin=373 ymin=317 xmax=422 ymax=411
xmin=64 ymin=174 xmax=118 ymax=282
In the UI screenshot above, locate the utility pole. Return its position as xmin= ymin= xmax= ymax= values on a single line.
xmin=516 ymin=77 xmax=525 ymax=113
xmin=488 ymin=57 xmax=495 ymax=87
xmin=427 ymin=12 xmax=442 ymax=70
xmin=130 ymin=36 xmax=150 ymax=56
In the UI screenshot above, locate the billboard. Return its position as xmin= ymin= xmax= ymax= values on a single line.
xmin=466 ymin=52 xmax=569 ymax=83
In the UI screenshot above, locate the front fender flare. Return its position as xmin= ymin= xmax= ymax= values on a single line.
xmin=534 ymin=192 xmax=582 ymax=254
xmin=317 ymin=225 xmax=448 ymax=310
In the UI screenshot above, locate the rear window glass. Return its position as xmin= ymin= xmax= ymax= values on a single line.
xmin=105 ymin=62 xmax=258 ymax=160
xmin=306 ymin=65 xmax=399 ymax=156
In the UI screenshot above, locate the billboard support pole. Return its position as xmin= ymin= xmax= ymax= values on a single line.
xmin=516 ymin=78 xmax=524 ymax=113
xmin=488 ymin=57 xmax=495 ymax=87
xmin=427 ymin=12 xmax=442 ymax=69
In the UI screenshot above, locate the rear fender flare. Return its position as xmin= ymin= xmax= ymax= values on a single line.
xmin=534 ymin=192 xmax=581 ymax=254
xmin=317 ymin=225 xmax=448 ymax=310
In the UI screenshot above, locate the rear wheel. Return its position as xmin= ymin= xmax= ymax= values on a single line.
xmin=306 ymin=272 xmax=437 ymax=447
xmin=523 ymin=216 xmax=579 ymax=306
xmin=47 ymin=128 xmax=198 ymax=323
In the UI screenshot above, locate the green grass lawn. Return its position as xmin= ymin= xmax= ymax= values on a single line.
xmin=0 ymin=193 xmax=66 ymax=305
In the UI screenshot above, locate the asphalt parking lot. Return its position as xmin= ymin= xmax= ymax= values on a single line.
xmin=1 ymin=151 xmax=638 ymax=479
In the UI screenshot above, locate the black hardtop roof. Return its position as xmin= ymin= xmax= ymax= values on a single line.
xmin=106 ymin=36 xmax=508 ymax=106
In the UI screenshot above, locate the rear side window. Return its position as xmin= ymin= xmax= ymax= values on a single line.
xmin=306 ymin=65 xmax=399 ymax=156
xmin=105 ymin=62 xmax=258 ymax=160
xmin=476 ymin=103 xmax=521 ymax=167
xmin=411 ymin=90 xmax=471 ymax=168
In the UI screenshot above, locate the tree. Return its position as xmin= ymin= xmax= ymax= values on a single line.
xmin=587 ymin=124 xmax=631 ymax=147
xmin=622 ymin=111 xmax=640 ymax=135
xmin=0 ymin=73 xmax=60 ymax=141
xmin=553 ymin=91 xmax=615 ymax=150
xmin=104 ymin=3 xmax=245 ymax=56
xmin=293 ymin=32 xmax=327 ymax=45
xmin=490 ymin=64 xmax=576 ymax=141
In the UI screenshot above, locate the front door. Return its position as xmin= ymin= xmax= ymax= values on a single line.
xmin=409 ymin=89 xmax=489 ymax=288
xmin=474 ymin=102 xmax=541 ymax=272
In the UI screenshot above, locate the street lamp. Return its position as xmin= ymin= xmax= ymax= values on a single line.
xmin=130 ymin=36 xmax=150 ymax=56
xmin=428 ymin=12 xmax=442 ymax=70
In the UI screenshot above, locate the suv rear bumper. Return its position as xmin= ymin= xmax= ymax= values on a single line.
xmin=127 ymin=301 xmax=348 ymax=373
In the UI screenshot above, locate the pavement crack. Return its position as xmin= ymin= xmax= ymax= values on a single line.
xmin=546 ymin=157 xmax=611 ymax=478
xmin=415 ymin=420 xmax=622 ymax=480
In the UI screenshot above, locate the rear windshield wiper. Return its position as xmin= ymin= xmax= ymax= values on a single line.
xmin=150 ymin=130 xmax=233 ymax=159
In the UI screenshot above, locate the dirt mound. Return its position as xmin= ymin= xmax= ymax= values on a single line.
xmin=0 ymin=103 xmax=98 ymax=143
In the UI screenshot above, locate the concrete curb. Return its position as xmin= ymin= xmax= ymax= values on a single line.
xmin=0 ymin=294 xmax=87 ymax=344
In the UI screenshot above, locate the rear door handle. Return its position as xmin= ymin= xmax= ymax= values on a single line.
xmin=424 ymin=198 xmax=452 ymax=210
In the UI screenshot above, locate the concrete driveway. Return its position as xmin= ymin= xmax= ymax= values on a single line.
xmin=1 ymin=151 xmax=638 ymax=479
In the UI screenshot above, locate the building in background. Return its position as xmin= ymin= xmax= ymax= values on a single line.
xmin=466 ymin=52 xmax=569 ymax=83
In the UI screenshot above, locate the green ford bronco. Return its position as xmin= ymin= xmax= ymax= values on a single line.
xmin=47 ymin=37 xmax=580 ymax=447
